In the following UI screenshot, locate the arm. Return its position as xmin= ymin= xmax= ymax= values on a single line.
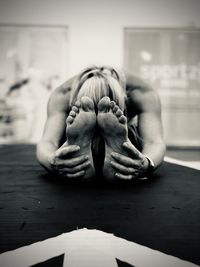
xmin=133 ymin=89 xmax=166 ymax=169
xmin=111 ymin=75 xmax=166 ymax=179
xmin=36 ymin=84 xmax=89 ymax=178
xmin=126 ymin=74 xmax=165 ymax=168
xmin=36 ymin=88 xmax=70 ymax=170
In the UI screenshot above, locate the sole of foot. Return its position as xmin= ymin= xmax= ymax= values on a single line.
xmin=66 ymin=96 xmax=96 ymax=179
xmin=97 ymin=96 xmax=131 ymax=181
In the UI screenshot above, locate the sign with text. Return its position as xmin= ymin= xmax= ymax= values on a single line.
xmin=124 ymin=28 xmax=200 ymax=146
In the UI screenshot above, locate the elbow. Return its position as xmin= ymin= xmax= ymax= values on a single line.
xmin=36 ymin=142 xmax=43 ymax=165
xmin=162 ymin=141 xmax=166 ymax=160
xmin=159 ymin=139 xmax=166 ymax=163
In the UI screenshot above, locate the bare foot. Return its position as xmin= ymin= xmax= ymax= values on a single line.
xmin=66 ymin=96 xmax=96 ymax=179
xmin=97 ymin=96 xmax=131 ymax=180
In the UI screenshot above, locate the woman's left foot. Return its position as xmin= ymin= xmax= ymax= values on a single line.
xmin=97 ymin=96 xmax=131 ymax=181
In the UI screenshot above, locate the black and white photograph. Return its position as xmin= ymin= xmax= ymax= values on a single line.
xmin=0 ymin=0 xmax=200 ymax=266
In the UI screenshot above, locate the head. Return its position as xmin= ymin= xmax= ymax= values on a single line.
xmin=69 ymin=66 xmax=126 ymax=112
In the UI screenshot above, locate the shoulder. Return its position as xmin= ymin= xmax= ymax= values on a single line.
xmin=47 ymin=80 xmax=72 ymax=116
xmin=125 ymin=73 xmax=161 ymax=113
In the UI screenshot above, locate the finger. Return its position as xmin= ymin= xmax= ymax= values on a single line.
xmin=60 ymin=161 xmax=90 ymax=174
xmin=122 ymin=142 xmax=142 ymax=159
xmin=66 ymin=170 xmax=85 ymax=179
xmin=115 ymin=173 xmax=133 ymax=180
xmin=55 ymin=145 xmax=80 ymax=158
xmin=111 ymin=152 xmax=140 ymax=167
xmin=55 ymin=155 xmax=89 ymax=168
xmin=111 ymin=161 xmax=136 ymax=175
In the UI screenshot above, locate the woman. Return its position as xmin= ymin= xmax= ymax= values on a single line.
xmin=37 ymin=66 xmax=166 ymax=181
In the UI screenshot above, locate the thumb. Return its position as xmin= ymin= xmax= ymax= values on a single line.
xmin=122 ymin=142 xmax=142 ymax=158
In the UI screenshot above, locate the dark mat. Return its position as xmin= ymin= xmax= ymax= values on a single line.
xmin=0 ymin=145 xmax=199 ymax=266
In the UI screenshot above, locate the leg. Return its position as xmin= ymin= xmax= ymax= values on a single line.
xmin=91 ymin=133 xmax=105 ymax=178
xmin=66 ymin=96 xmax=96 ymax=179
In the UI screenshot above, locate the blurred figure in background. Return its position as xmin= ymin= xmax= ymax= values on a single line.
xmin=37 ymin=66 xmax=166 ymax=181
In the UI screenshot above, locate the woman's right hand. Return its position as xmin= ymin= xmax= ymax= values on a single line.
xmin=49 ymin=144 xmax=90 ymax=179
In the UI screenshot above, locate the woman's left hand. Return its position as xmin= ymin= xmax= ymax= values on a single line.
xmin=110 ymin=142 xmax=149 ymax=180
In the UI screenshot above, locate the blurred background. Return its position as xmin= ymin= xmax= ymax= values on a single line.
xmin=0 ymin=0 xmax=199 ymax=161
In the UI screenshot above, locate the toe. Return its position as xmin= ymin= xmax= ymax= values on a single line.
xmin=119 ymin=115 xmax=127 ymax=124
xmin=110 ymin=101 xmax=116 ymax=108
xmin=75 ymin=100 xmax=81 ymax=108
xmin=66 ymin=115 xmax=74 ymax=124
xmin=98 ymin=96 xmax=110 ymax=112
xmin=69 ymin=110 xmax=76 ymax=117
xmin=80 ymin=96 xmax=95 ymax=111
xmin=113 ymin=104 xmax=119 ymax=113
xmin=72 ymin=106 xmax=79 ymax=113
xmin=116 ymin=109 xmax=123 ymax=117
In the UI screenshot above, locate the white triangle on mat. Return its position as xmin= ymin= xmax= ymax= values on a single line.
xmin=0 ymin=228 xmax=199 ymax=267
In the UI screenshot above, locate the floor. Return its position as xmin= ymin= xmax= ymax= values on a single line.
xmin=0 ymin=145 xmax=199 ymax=266
xmin=165 ymin=148 xmax=200 ymax=170
xmin=166 ymin=148 xmax=200 ymax=161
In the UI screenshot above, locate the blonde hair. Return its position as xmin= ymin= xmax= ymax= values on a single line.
xmin=70 ymin=66 xmax=126 ymax=111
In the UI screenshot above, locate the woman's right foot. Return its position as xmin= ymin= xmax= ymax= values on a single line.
xmin=66 ymin=96 xmax=96 ymax=179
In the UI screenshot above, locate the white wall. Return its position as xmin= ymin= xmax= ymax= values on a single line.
xmin=0 ymin=0 xmax=200 ymax=77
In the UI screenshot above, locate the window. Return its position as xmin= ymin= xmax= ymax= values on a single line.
xmin=124 ymin=28 xmax=200 ymax=147
xmin=0 ymin=25 xmax=68 ymax=143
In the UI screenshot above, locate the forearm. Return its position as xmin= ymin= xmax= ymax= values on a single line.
xmin=142 ymin=140 xmax=166 ymax=169
xmin=36 ymin=140 xmax=58 ymax=171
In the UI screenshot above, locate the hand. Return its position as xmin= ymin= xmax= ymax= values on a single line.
xmin=50 ymin=143 xmax=90 ymax=179
xmin=110 ymin=142 xmax=149 ymax=180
